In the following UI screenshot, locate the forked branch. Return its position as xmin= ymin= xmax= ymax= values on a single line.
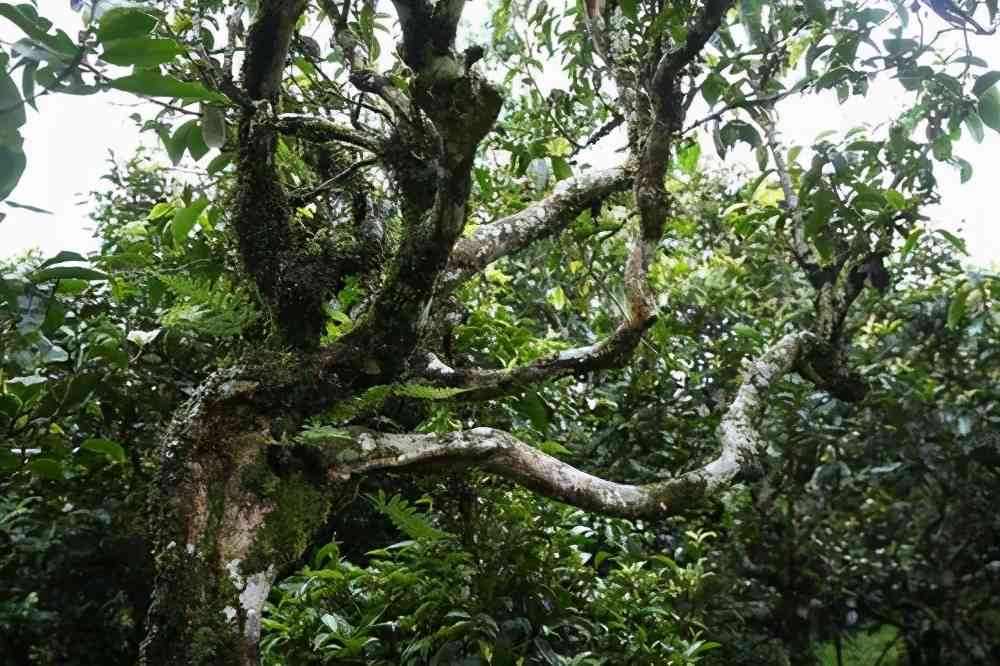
xmin=325 ymin=332 xmax=813 ymax=518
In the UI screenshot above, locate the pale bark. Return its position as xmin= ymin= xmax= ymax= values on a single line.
xmin=331 ymin=332 xmax=812 ymax=518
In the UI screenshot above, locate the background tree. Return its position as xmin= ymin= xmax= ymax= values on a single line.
xmin=2 ymin=0 xmax=999 ymax=664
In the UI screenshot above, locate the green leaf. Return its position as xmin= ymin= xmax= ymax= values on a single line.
xmin=0 ymin=68 xmax=26 ymax=132
xmin=96 ymin=7 xmax=158 ymax=42
xmin=26 ymin=457 xmax=63 ymax=480
xmin=964 ymin=111 xmax=985 ymax=143
xmin=936 ymin=229 xmax=968 ymax=255
xmin=206 ymin=151 xmax=233 ymax=175
xmin=547 ymin=285 xmax=567 ymax=311
xmin=947 ymin=287 xmax=969 ymax=330
xmin=0 ymin=4 xmax=76 ymax=58
xmin=931 ymin=134 xmax=952 ymax=161
xmin=516 ymin=392 xmax=549 ymax=433
xmin=900 ymin=228 xmax=922 ymax=259
xmin=551 ymin=156 xmax=572 ymax=181
xmin=81 ymin=438 xmax=126 ymax=463
xmin=805 ymin=189 xmax=834 ymax=240
xmin=677 ymin=140 xmax=701 ymax=175
xmin=109 ymin=70 xmax=226 ymax=103
xmin=957 ymin=157 xmax=973 ymax=183
xmin=147 ymin=202 xmax=174 ymax=220
xmin=31 ymin=265 xmax=108 ymax=282
xmin=701 ymin=73 xmax=726 ymax=106
xmin=885 ymin=189 xmax=906 ymax=210
xmin=739 ymin=0 xmax=765 ymax=46
xmin=0 ymin=142 xmax=25 ymax=200
xmin=972 ymin=70 xmax=1000 ymax=98
xmin=978 ymin=87 xmax=1000 ymax=132
xmin=0 ymin=393 xmax=21 ymax=418
xmin=5 ymin=200 xmax=51 ymax=214
xmin=171 ymin=197 xmax=209 ymax=244
xmin=201 ymin=105 xmax=227 ymax=149
xmin=101 ymin=37 xmax=184 ymax=67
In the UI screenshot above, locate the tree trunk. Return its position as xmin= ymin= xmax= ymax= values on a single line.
xmin=137 ymin=369 xmax=346 ymax=666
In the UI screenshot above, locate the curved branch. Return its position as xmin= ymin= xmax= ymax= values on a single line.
xmin=325 ymin=332 xmax=812 ymax=518
xmin=418 ymin=315 xmax=654 ymax=400
xmin=440 ymin=165 xmax=633 ymax=293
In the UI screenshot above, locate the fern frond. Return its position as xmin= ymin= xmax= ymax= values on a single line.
xmin=155 ymin=272 xmax=259 ymax=337
xmin=369 ymin=491 xmax=451 ymax=542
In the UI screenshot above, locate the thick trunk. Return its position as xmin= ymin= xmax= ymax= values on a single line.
xmin=138 ymin=370 xmax=345 ymax=666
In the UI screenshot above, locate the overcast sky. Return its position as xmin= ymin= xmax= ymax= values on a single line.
xmin=2 ymin=2 xmax=998 ymax=266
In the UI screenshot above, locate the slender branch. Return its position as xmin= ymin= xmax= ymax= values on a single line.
xmin=325 ymin=332 xmax=812 ymax=518
xmin=440 ymin=165 xmax=633 ymax=293
xmin=289 ymin=157 xmax=379 ymax=207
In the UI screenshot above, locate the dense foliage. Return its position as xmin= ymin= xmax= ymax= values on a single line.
xmin=2 ymin=0 xmax=1000 ymax=664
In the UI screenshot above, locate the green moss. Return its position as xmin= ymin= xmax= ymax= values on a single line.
xmin=244 ymin=474 xmax=330 ymax=571
xmin=241 ymin=454 xmax=280 ymax=497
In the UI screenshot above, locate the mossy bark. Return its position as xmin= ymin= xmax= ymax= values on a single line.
xmin=138 ymin=369 xmax=346 ymax=666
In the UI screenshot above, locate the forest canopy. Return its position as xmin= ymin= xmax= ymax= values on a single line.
xmin=2 ymin=1 xmax=1000 ymax=665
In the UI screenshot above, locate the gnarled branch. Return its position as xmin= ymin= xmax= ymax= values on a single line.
xmin=324 ymin=332 xmax=812 ymax=518
xmin=440 ymin=164 xmax=633 ymax=293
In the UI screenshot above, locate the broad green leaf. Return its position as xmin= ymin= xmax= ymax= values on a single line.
xmin=201 ymin=105 xmax=227 ymax=149
xmin=957 ymin=157 xmax=973 ymax=184
xmin=171 ymin=197 xmax=209 ymax=244
xmin=885 ymin=189 xmax=906 ymax=210
xmin=0 ymin=67 xmax=26 ymax=132
xmin=109 ymin=70 xmax=226 ymax=103
xmin=0 ymin=140 xmax=27 ymax=201
xmin=101 ymin=37 xmax=184 ymax=67
xmin=739 ymin=0 xmax=765 ymax=46
xmin=27 ymin=457 xmax=63 ymax=480
xmin=550 ymin=156 xmax=572 ymax=181
xmin=147 ymin=202 xmax=174 ymax=220
xmin=516 ymin=392 xmax=549 ymax=433
xmin=39 ymin=251 xmax=88 ymax=269
xmin=677 ymin=140 xmax=701 ymax=175
xmin=978 ymin=87 xmax=1000 ymax=132
xmin=206 ymin=151 xmax=233 ymax=174
xmin=0 ymin=393 xmax=21 ymax=418
xmin=32 ymin=265 xmax=108 ymax=282
xmin=0 ymin=4 xmax=76 ymax=58
xmin=972 ymin=70 xmax=1000 ymax=98
xmin=547 ymin=285 xmax=567 ymax=311
xmin=701 ymin=73 xmax=726 ymax=106
xmin=805 ymin=189 xmax=835 ymax=240
xmin=931 ymin=135 xmax=952 ymax=161
xmin=81 ymin=438 xmax=126 ymax=463
xmin=964 ymin=111 xmax=985 ymax=143
xmin=97 ymin=7 xmax=158 ymax=42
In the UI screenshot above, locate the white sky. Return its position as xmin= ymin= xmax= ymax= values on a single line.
xmin=1 ymin=2 xmax=998 ymax=266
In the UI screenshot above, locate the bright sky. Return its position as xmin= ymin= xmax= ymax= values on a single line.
xmin=1 ymin=2 xmax=998 ymax=266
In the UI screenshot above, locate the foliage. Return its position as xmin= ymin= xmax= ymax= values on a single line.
xmin=262 ymin=487 xmax=719 ymax=666
xmin=2 ymin=0 xmax=1000 ymax=664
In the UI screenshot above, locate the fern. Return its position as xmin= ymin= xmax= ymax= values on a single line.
xmin=297 ymin=424 xmax=353 ymax=445
xmin=155 ymin=272 xmax=259 ymax=337
xmin=369 ymin=491 xmax=451 ymax=542
xmin=320 ymin=383 xmax=468 ymax=424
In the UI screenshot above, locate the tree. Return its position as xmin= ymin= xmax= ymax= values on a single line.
xmin=2 ymin=0 xmax=999 ymax=664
